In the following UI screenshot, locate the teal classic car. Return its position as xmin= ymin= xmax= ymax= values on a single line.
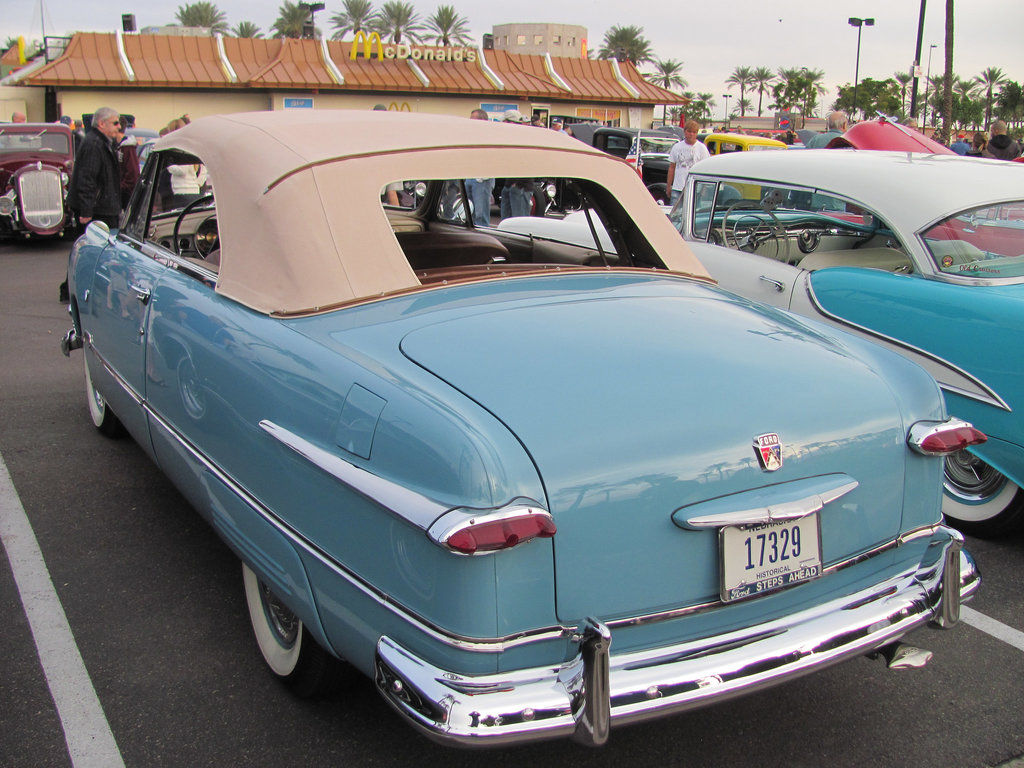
xmin=62 ymin=111 xmax=980 ymax=747
xmin=671 ymin=150 xmax=1024 ymax=536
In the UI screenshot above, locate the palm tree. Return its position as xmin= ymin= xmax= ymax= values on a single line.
xmin=646 ymin=59 xmax=687 ymax=125
xmin=893 ymin=71 xmax=912 ymax=116
xmin=939 ymin=0 xmax=954 ymax=144
xmin=725 ymin=66 xmax=754 ymax=116
xmin=423 ymin=5 xmax=472 ymax=46
xmin=750 ymin=66 xmax=775 ymax=116
xmin=802 ymin=68 xmax=827 ymax=118
xmin=231 ymin=21 xmax=263 ymax=38
xmin=597 ymin=25 xmax=653 ymax=65
xmin=372 ymin=1 xmax=425 ymax=44
xmin=975 ymin=66 xmax=1007 ymax=129
xmin=175 ymin=1 xmax=228 ymax=34
xmin=271 ymin=1 xmax=313 ymax=38
xmin=330 ymin=0 xmax=375 ymax=40
xmin=694 ymin=92 xmax=716 ymax=126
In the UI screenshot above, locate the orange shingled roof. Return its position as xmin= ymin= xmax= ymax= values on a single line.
xmin=26 ymin=33 xmax=687 ymax=105
xmin=124 ymin=33 xmax=229 ymax=86
xmin=30 ymin=32 xmax=125 ymax=86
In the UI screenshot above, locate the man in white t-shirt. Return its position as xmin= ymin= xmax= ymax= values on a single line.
xmin=667 ymin=120 xmax=710 ymax=205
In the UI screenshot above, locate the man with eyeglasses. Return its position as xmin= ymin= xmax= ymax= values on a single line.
xmin=62 ymin=107 xmax=123 ymax=301
xmin=67 ymin=107 xmax=123 ymax=229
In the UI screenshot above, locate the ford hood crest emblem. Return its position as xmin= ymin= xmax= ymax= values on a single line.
xmin=754 ymin=433 xmax=783 ymax=471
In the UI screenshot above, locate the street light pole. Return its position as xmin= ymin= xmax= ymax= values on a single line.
xmin=848 ymin=17 xmax=874 ymax=121
xmin=722 ymin=94 xmax=732 ymax=130
xmin=923 ymin=43 xmax=937 ymax=127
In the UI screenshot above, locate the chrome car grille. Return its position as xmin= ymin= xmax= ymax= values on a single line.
xmin=17 ymin=168 xmax=65 ymax=230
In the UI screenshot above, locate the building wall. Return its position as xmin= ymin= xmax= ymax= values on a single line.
xmin=51 ymin=88 xmax=652 ymax=130
xmin=0 ymin=85 xmax=45 ymax=122
xmin=55 ymin=89 xmax=271 ymax=130
xmin=492 ymin=24 xmax=588 ymax=58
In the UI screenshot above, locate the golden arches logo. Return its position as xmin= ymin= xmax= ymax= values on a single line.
xmin=350 ymin=31 xmax=384 ymax=60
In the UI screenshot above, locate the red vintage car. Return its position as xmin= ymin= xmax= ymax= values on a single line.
xmin=827 ymin=117 xmax=956 ymax=154
xmin=0 ymin=122 xmax=75 ymax=238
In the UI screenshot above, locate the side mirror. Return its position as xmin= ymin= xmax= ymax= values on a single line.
xmin=84 ymin=219 xmax=111 ymax=246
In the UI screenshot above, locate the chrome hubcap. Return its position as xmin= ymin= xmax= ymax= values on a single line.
xmin=944 ymin=450 xmax=1006 ymax=503
xmin=258 ymin=581 xmax=299 ymax=648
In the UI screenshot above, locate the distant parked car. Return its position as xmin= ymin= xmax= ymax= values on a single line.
xmin=0 ymin=122 xmax=75 ymax=239
xmin=62 ymin=111 xmax=980 ymax=747
xmin=826 ymin=117 xmax=956 ymax=154
xmin=570 ymin=123 xmax=678 ymax=202
xmin=701 ymin=133 xmax=787 ymax=155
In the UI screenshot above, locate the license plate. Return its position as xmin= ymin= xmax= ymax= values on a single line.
xmin=720 ymin=515 xmax=822 ymax=602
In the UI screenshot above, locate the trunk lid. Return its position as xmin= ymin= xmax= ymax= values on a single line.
xmin=400 ymin=279 xmax=909 ymax=621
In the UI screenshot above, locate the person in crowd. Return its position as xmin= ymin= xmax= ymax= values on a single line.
xmin=983 ymin=120 xmax=1022 ymax=160
xmin=965 ymin=132 xmax=987 ymax=157
xmin=115 ymin=122 xmax=140 ymax=209
xmin=499 ymin=109 xmax=535 ymax=219
xmin=550 ymin=117 xmax=566 ymax=133
xmin=465 ymin=109 xmax=495 ymax=227
xmin=61 ymin=106 xmax=122 ymax=301
xmin=950 ymin=133 xmax=970 ymax=155
xmin=10 ymin=111 xmax=27 ymax=123
xmin=806 ymin=111 xmax=848 ymax=148
xmin=167 ymin=161 xmax=208 ymax=208
xmin=666 ymin=119 xmax=710 ymax=206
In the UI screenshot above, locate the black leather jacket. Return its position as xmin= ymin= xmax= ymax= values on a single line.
xmin=67 ymin=127 xmax=121 ymax=219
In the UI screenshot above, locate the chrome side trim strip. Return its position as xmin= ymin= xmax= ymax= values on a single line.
xmin=804 ymin=276 xmax=1009 ymax=411
xmin=259 ymin=420 xmax=448 ymax=531
xmin=142 ymin=414 xmax=574 ymax=653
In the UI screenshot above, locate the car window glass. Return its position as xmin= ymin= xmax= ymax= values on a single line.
xmin=140 ymin=151 xmax=218 ymax=278
xmin=383 ymin=176 xmax=669 ymax=281
xmin=703 ymin=179 xmax=908 ymax=270
xmin=923 ymin=201 xmax=1024 ymax=279
xmin=0 ymin=128 xmax=71 ymax=154
xmin=689 ymin=181 xmax=717 ymax=240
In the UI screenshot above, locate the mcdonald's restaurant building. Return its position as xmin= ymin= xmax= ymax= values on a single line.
xmin=12 ymin=31 xmax=686 ymax=130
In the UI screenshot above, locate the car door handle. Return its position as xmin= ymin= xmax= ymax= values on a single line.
xmin=130 ymin=284 xmax=151 ymax=304
xmin=759 ymin=275 xmax=785 ymax=292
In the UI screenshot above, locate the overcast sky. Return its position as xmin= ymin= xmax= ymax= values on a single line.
xmin=8 ymin=0 xmax=1023 ymax=117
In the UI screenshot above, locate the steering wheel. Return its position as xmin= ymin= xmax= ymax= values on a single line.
xmin=722 ymin=201 xmax=791 ymax=262
xmin=172 ymin=194 xmax=216 ymax=258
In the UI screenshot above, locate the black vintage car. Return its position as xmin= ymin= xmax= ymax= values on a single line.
xmin=0 ymin=122 xmax=75 ymax=239
xmin=569 ymin=124 xmax=679 ymax=204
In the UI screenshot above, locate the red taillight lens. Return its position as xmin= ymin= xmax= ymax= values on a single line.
xmin=445 ymin=513 xmax=557 ymax=555
xmin=908 ymin=418 xmax=987 ymax=456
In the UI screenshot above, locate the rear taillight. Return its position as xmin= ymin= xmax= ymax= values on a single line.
xmin=908 ymin=418 xmax=987 ymax=456
xmin=430 ymin=503 xmax=556 ymax=555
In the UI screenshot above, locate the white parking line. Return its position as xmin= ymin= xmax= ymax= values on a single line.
xmin=0 ymin=454 xmax=125 ymax=768
xmin=961 ymin=606 xmax=1024 ymax=653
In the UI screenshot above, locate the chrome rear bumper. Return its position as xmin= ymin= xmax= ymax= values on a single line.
xmin=375 ymin=527 xmax=977 ymax=748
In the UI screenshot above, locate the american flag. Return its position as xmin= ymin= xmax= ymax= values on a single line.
xmin=625 ymin=134 xmax=643 ymax=176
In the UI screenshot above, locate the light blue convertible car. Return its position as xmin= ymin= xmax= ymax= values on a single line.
xmin=61 ymin=112 xmax=981 ymax=747
xmin=670 ymin=150 xmax=1024 ymax=536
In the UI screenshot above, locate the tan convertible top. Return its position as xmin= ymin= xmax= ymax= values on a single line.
xmin=155 ymin=110 xmax=710 ymax=314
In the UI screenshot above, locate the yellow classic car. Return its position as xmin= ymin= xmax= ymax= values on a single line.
xmin=700 ymin=133 xmax=788 ymax=155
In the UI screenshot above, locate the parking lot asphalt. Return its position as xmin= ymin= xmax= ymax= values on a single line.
xmin=2 ymin=238 xmax=1023 ymax=768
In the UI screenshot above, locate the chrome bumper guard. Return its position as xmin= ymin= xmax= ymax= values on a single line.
xmin=61 ymin=327 xmax=82 ymax=357
xmin=375 ymin=528 xmax=977 ymax=748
